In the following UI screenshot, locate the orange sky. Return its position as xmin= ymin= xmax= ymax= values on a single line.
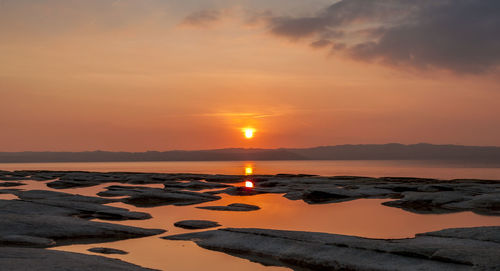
xmin=1 ymin=0 xmax=500 ymax=151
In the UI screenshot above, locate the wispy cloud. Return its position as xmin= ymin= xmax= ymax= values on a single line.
xmin=199 ymin=112 xmax=277 ymax=119
xmin=180 ymin=9 xmax=224 ymax=27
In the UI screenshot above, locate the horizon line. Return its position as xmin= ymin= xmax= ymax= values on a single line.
xmin=2 ymin=143 xmax=500 ymax=153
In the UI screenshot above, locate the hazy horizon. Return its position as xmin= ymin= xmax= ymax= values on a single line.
xmin=2 ymin=142 xmax=500 ymax=153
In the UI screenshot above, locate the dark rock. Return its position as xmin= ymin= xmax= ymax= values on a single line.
xmin=10 ymin=190 xmax=150 ymax=221
xmin=300 ymin=188 xmax=359 ymax=204
xmin=0 ymin=210 xmax=165 ymax=247
xmin=197 ymin=203 xmax=260 ymax=212
xmin=88 ymin=247 xmax=128 ymax=255
xmin=98 ymin=185 xmax=221 ymax=207
xmin=163 ymin=180 xmax=230 ymax=191
xmin=0 ymin=235 xmax=55 ymax=247
xmin=164 ymin=227 xmax=500 ymax=270
xmin=382 ymin=191 xmax=473 ymax=214
xmin=0 ymin=247 xmax=156 ymax=270
xmin=0 ymin=190 xmax=164 ymax=248
xmin=173 ymin=220 xmax=221 ymax=229
xmin=0 ymin=182 xmax=26 ymax=187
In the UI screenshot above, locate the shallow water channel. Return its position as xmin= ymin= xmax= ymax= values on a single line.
xmin=10 ymin=179 xmax=500 ymax=270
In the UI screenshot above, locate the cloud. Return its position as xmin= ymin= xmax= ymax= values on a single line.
xmin=200 ymin=112 xmax=277 ymax=119
xmin=310 ymin=39 xmax=332 ymax=49
xmin=181 ymin=9 xmax=222 ymax=27
xmin=264 ymin=0 xmax=500 ymax=73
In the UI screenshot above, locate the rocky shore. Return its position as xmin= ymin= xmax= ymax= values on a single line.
xmin=1 ymin=170 xmax=499 ymax=270
xmin=165 ymin=226 xmax=500 ymax=270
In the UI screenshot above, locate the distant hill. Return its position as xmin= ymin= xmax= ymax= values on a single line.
xmin=1 ymin=144 xmax=500 ymax=163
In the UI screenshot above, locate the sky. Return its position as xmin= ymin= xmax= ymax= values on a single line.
xmin=1 ymin=0 xmax=500 ymax=151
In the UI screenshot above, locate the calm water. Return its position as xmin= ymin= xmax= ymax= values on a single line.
xmin=4 ymin=178 xmax=499 ymax=270
xmin=2 ymin=161 xmax=500 ymax=270
xmin=1 ymin=159 xmax=500 ymax=179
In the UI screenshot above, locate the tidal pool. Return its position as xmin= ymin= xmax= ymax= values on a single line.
xmin=15 ymin=179 xmax=500 ymax=270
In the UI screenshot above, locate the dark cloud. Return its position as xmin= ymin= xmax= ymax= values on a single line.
xmin=181 ymin=9 xmax=221 ymax=27
xmin=266 ymin=0 xmax=500 ymax=73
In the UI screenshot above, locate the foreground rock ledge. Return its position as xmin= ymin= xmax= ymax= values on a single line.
xmin=0 ymin=247 xmax=156 ymax=271
xmin=0 ymin=190 xmax=165 ymax=248
xmin=164 ymin=226 xmax=500 ymax=270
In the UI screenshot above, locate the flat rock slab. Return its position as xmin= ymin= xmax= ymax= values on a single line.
xmin=5 ymin=170 xmax=245 ymax=189
xmin=0 ymin=211 xmax=165 ymax=247
xmin=0 ymin=247 xmax=155 ymax=271
xmin=197 ymin=203 xmax=260 ymax=212
xmin=88 ymin=247 xmax=129 ymax=255
xmin=0 ymin=197 xmax=165 ymax=247
xmin=98 ymin=185 xmax=221 ymax=207
xmin=2 ymin=170 xmax=500 ymax=216
xmin=174 ymin=220 xmax=221 ymax=230
xmin=8 ymin=190 xmax=152 ymax=221
xmin=0 ymin=235 xmax=55 ymax=247
xmin=0 ymin=182 xmax=25 ymax=187
xmin=163 ymin=181 xmax=230 ymax=191
xmin=164 ymin=226 xmax=500 ymax=270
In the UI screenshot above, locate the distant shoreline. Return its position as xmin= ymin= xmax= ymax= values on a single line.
xmin=1 ymin=143 xmax=500 ymax=163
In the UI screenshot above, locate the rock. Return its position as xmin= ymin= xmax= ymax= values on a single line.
xmin=0 ymin=235 xmax=55 ymax=247
xmin=14 ymin=190 xmax=114 ymax=204
xmin=0 ymin=211 xmax=165 ymax=247
xmin=0 ymin=182 xmax=25 ymax=187
xmin=164 ymin=227 xmax=500 ymax=270
xmin=300 ymin=188 xmax=359 ymax=204
xmin=11 ymin=190 xmax=151 ymax=221
xmin=47 ymin=179 xmax=104 ymax=189
xmin=88 ymin=247 xmax=128 ymax=255
xmin=202 ymin=175 xmax=244 ymax=183
xmin=0 ymin=247 xmax=156 ymax=270
xmin=0 ymin=197 xmax=165 ymax=247
xmin=173 ymin=220 xmax=221 ymax=229
xmin=382 ymin=191 xmax=474 ymax=214
xmin=0 ymin=176 xmax=30 ymax=181
xmin=98 ymin=185 xmax=221 ymax=207
xmin=418 ymin=226 xmax=500 ymax=243
xmin=443 ymin=193 xmax=500 ymax=216
xmin=197 ymin=203 xmax=260 ymax=212
xmin=163 ymin=180 xmax=230 ymax=191
xmin=29 ymin=198 xmax=152 ymax=220
xmin=3 ymin=170 xmax=500 ymax=216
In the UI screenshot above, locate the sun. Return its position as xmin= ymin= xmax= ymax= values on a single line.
xmin=243 ymin=128 xmax=255 ymax=139
xmin=245 ymin=166 xmax=253 ymax=175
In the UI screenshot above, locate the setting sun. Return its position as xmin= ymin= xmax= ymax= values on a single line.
xmin=245 ymin=180 xmax=254 ymax=188
xmin=245 ymin=167 xmax=253 ymax=175
xmin=243 ymin=128 xmax=256 ymax=139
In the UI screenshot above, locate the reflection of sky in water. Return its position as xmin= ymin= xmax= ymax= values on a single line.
xmin=0 ymin=193 xmax=19 ymax=200
xmin=1 ymin=160 xmax=500 ymax=179
xmin=13 ymin=176 xmax=500 ymax=271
